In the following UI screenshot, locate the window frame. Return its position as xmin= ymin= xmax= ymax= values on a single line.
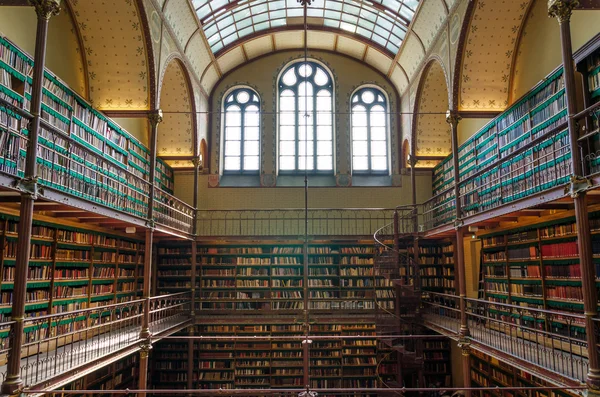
xmin=350 ymin=85 xmax=390 ymax=176
xmin=277 ymin=60 xmax=335 ymax=175
xmin=221 ymin=87 xmax=261 ymax=175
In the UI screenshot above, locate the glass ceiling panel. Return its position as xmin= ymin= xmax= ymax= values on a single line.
xmin=195 ymin=0 xmax=419 ymax=54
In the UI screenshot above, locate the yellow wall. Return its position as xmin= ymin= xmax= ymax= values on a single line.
xmin=174 ymin=172 xmax=432 ymax=210
xmin=511 ymin=0 xmax=600 ymax=101
xmin=209 ymin=50 xmax=401 ymax=177
xmin=111 ymin=117 xmax=149 ymax=147
xmin=0 ymin=6 xmax=87 ymax=98
xmin=457 ymin=118 xmax=492 ymax=147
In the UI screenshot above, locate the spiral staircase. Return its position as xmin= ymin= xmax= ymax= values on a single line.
xmin=374 ymin=207 xmax=426 ymax=391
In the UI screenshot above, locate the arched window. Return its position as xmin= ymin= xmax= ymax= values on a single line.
xmin=223 ymin=88 xmax=260 ymax=173
xmin=351 ymin=87 xmax=388 ymax=174
xmin=278 ymin=61 xmax=333 ymax=173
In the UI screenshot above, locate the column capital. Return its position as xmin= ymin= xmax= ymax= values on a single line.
xmin=548 ymin=0 xmax=579 ymax=23
xmin=445 ymin=109 xmax=461 ymax=128
xmin=148 ymin=109 xmax=163 ymax=127
xmin=191 ymin=155 xmax=203 ymax=170
xmin=30 ymin=0 xmax=61 ymax=20
xmin=407 ymin=153 xmax=418 ymax=167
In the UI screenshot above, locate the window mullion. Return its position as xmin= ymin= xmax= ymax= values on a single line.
xmin=366 ymin=102 xmax=372 ymax=173
xmin=295 ymin=84 xmax=299 ymax=172
xmin=313 ymin=80 xmax=318 ymax=171
xmin=240 ymin=104 xmax=245 ymax=172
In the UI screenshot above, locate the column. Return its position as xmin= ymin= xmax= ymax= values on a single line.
xmin=446 ymin=110 xmax=469 ymax=338
xmin=1 ymin=1 xmax=60 ymax=395
xmin=459 ymin=343 xmax=471 ymax=397
xmin=138 ymin=110 xmax=162 ymax=394
xmin=549 ymin=0 xmax=600 ymax=390
xmin=408 ymin=155 xmax=420 ymax=284
xmin=187 ymin=326 xmax=194 ymax=390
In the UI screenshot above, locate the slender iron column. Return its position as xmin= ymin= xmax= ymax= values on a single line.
xmin=187 ymin=326 xmax=194 ymax=391
xmin=549 ymin=0 xmax=600 ymax=389
xmin=447 ymin=110 xmax=471 ymax=396
xmin=446 ymin=110 xmax=468 ymax=337
xmin=408 ymin=155 xmax=420 ymax=283
xmin=138 ymin=111 xmax=162 ymax=395
xmin=1 ymin=1 xmax=60 ymax=395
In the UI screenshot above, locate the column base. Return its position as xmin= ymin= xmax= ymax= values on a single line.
xmin=1 ymin=376 xmax=23 ymax=396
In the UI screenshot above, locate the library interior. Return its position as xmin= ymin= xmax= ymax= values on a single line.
xmin=0 ymin=0 xmax=599 ymax=395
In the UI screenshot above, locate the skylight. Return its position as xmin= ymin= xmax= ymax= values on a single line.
xmin=193 ymin=0 xmax=419 ymax=55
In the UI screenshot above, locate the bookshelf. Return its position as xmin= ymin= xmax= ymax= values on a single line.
xmin=422 ymin=335 xmax=452 ymax=389
xmin=0 ymin=209 xmax=145 ymax=358
xmin=431 ymin=63 xmax=576 ymax=221
xmin=470 ymin=350 xmax=576 ymax=397
xmin=156 ymin=242 xmax=395 ymax=314
xmin=0 ymin=34 xmax=175 ymax=219
xmin=56 ymin=353 xmax=139 ymax=396
xmin=150 ymin=322 xmax=382 ymax=393
xmin=412 ymin=240 xmax=455 ymax=294
xmin=577 ymin=42 xmax=600 ymax=174
xmin=479 ymin=207 xmax=600 ymax=342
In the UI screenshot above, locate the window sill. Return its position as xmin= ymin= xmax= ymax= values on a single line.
xmin=219 ymin=175 xmax=261 ymax=187
xmin=351 ymin=175 xmax=392 ymax=187
xmin=277 ymin=175 xmax=336 ymax=187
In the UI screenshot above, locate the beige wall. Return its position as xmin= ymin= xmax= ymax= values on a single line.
xmin=112 ymin=117 xmax=149 ymax=147
xmin=457 ymin=118 xmax=492 ymax=147
xmin=174 ymin=172 xmax=432 ymax=210
xmin=511 ymin=0 xmax=600 ymax=101
xmin=0 ymin=6 xmax=87 ymax=98
xmin=209 ymin=50 xmax=401 ymax=177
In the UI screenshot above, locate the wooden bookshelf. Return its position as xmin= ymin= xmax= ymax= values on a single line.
xmin=0 ymin=208 xmax=145 ymax=357
xmin=0 ymin=34 xmax=175 ymax=219
xmin=470 ymin=350 xmax=576 ymax=397
xmin=422 ymin=335 xmax=452 ymax=389
xmin=478 ymin=206 xmax=600 ymax=343
xmin=411 ymin=240 xmax=455 ymax=294
xmin=155 ymin=241 xmax=395 ymax=314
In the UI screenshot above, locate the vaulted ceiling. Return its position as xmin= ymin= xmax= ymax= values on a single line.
xmin=68 ymin=0 xmax=151 ymax=110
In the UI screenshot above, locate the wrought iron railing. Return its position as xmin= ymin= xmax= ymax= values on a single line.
xmin=422 ymin=292 xmax=589 ymax=383
xmin=0 ymin=98 xmax=195 ymax=235
xmin=0 ymin=292 xmax=191 ymax=387
xmin=153 ymin=189 xmax=195 ymax=234
xmin=196 ymin=208 xmax=396 ymax=237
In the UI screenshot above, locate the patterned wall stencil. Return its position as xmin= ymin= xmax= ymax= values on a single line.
xmin=158 ymin=61 xmax=194 ymax=156
xmin=458 ymin=0 xmax=532 ymax=111
xmin=68 ymin=0 xmax=150 ymax=110
xmin=415 ymin=61 xmax=451 ymax=157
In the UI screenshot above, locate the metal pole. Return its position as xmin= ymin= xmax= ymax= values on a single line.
xmin=549 ymin=0 xmax=600 ymax=389
xmin=1 ymin=1 xmax=60 ymax=395
xmin=446 ymin=110 xmax=468 ymax=337
xmin=138 ymin=111 xmax=161 ymax=395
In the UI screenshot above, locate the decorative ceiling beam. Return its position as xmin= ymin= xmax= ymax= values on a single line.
xmin=578 ymin=0 xmax=600 ymax=9
xmin=103 ymin=110 xmax=153 ymax=118
xmin=458 ymin=110 xmax=502 ymax=119
xmin=0 ymin=0 xmax=29 ymax=5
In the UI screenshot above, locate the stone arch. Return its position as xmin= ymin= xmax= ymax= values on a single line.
xmin=412 ymin=58 xmax=451 ymax=161
xmin=66 ymin=0 xmax=155 ymax=110
xmin=157 ymin=58 xmax=197 ymax=157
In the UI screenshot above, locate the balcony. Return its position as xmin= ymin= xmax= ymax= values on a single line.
xmin=0 ymin=292 xmax=192 ymax=393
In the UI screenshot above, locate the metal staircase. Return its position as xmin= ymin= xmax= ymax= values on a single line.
xmin=374 ymin=206 xmax=426 ymax=391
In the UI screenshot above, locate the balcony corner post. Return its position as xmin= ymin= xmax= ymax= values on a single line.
xmin=1 ymin=1 xmax=60 ymax=395
xmin=137 ymin=339 xmax=153 ymax=397
xmin=446 ymin=110 xmax=469 ymax=338
xmin=147 ymin=109 xmax=163 ymax=223
xmin=458 ymin=340 xmax=472 ymax=397
xmin=549 ymin=0 xmax=600 ymax=388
